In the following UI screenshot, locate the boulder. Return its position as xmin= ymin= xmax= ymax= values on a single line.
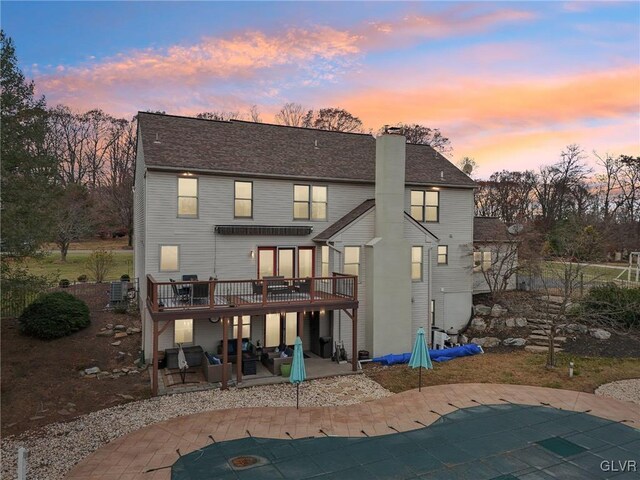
xmin=96 ymin=330 xmax=114 ymax=337
xmin=105 ymin=323 xmax=114 ymax=330
xmin=84 ymin=366 xmax=101 ymax=375
xmin=129 ymin=327 xmax=141 ymax=334
xmin=114 ymin=332 xmax=128 ymax=339
xmin=491 ymin=304 xmax=507 ymax=317
xmin=505 ymin=318 xmax=516 ymax=328
xmin=503 ymin=338 xmax=527 ymax=347
xmin=515 ymin=318 xmax=528 ymax=327
xmin=114 ymin=324 xmax=126 ymax=331
xmin=474 ymin=304 xmax=492 ymax=316
xmin=490 ymin=318 xmax=505 ymax=329
xmin=471 ymin=337 xmax=500 ymax=348
xmin=590 ymin=328 xmax=611 ymax=340
xmin=470 ymin=318 xmax=487 ymax=331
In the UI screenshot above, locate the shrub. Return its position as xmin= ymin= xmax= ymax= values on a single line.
xmin=120 ymin=274 xmax=131 ymax=282
xmin=85 ymin=249 xmax=114 ymax=283
xmin=59 ymin=278 xmax=70 ymax=288
xmin=19 ymin=292 xmax=90 ymax=339
xmin=77 ymin=274 xmax=88 ymax=283
xmin=582 ymin=284 xmax=640 ymax=330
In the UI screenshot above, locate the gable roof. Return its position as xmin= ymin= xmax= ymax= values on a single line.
xmin=313 ymin=199 xmax=375 ymax=242
xmin=474 ymin=217 xmax=510 ymax=243
xmin=313 ymin=199 xmax=438 ymax=242
xmin=138 ymin=112 xmax=476 ymax=188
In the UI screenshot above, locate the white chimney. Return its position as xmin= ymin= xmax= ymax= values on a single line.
xmin=365 ymin=132 xmax=413 ymax=357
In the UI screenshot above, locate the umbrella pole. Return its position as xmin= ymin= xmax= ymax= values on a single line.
xmin=419 ymin=366 xmax=422 ymax=392
xmin=296 ymin=383 xmax=299 ymax=409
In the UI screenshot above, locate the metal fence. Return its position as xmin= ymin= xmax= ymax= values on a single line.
xmin=1 ymin=278 xmax=139 ymax=319
xmin=516 ymin=266 xmax=639 ymax=299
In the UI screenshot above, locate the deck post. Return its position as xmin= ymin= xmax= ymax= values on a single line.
xmin=236 ymin=323 xmax=243 ymax=384
xmin=152 ymin=318 xmax=159 ymax=396
xmin=222 ymin=317 xmax=229 ymax=390
xmin=297 ymin=312 xmax=304 ymax=340
xmin=352 ymin=308 xmax=358 ymax=372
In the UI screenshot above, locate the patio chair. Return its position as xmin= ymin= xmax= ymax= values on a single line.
xmin=170 ymin=279 xmax=190 ymax=303
xmin=296 ymin=278 xmax=311 ymax=295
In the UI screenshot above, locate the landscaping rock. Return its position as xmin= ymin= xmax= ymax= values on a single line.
xmin=114 ymin=332 xmax=128 ymax=339
xmin=470 ymin=318 xmax=487 ymax=331
xmin=110 ymin=341 xmax=122 ymax=346
xmin=590 ymin=328 xmax=611 ymax=340
xmin=96 ymin=372 xmax=111 ymax=379
xmin=505 ymin=318 xmax=516 ymax=328
xmin=474 ymin=304 xmax=491 ymax=316
xmin=105 ymin=323 xmax=114 ymax=330
xmin=84 ymin=367 xmax=100 ymax=375
xmin=459 ymin=335 xmax=468 ymax=345
xmin=491 ymin=304 xmax=507 ymax=317
xmin=96 ymin=330 xmax=114 ymax=338
xmin=118 ymin=394 xmax=135 ymax=400
xmin=471 ymin=337 xmax=500 ymax=348
xmin=57 ymin=409 xmax=70 ymax=416
xmin=129 ymin=327 xmax=141 ymax=334
xmin=490 ymin=318 xmax=505 ymax=329
xmin=114 ymin=325 xmax=126 ymax=331
xmin=503 ymin=338 xmax=527 ymax=347
xmin=515 ymin=318 xmax=527 ymax=327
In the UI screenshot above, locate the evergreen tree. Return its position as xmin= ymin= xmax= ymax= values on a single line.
xmin=1 ymin=30 xmax=58 ymax=257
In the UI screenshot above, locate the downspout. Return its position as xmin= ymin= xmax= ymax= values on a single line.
xmin=426 ymin=243 xmax=434 ymax=346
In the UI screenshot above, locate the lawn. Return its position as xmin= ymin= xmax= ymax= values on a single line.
xmin=541 ymin=261 xmax=636 ymax=283
xmin=364 ymin=351 xmax=640 ymax=394
xmin=25 ymin=251 xmax=134 ymax=282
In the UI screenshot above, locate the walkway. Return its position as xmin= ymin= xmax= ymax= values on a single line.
xmin=65 ymin=384 xmax=640 ymax=479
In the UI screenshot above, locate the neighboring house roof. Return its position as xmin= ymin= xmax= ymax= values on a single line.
xmin=313 ymin=199 xmax=438 ymax=242
xmin=313 ymin=199 xmax=375 ymax=242
xmin=138 ymin=112 xmax=476 ymax=188
xmin=474 ymin=217 xmax=510 ymax=243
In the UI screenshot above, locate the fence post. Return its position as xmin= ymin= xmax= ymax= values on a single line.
xmin=17 ymin=447 xmax=28 ymax=480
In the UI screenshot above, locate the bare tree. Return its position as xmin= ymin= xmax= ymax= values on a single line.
xmin=303 ymin=108 xmax=364 ymax=133
xmin=54 ymin=184 xmax=93 ymax=261
xmin=274 ymin=102 xmax=307 ymax=127
xmin=196 ymin=111 xmax=242 ymax=121
xmin=398 ymin=123 xmax=452 ymax=155
xmin=248 ymin=105 xmax=261 ymax=123
xmin=474 ymin=170 xmax=536 ymax=223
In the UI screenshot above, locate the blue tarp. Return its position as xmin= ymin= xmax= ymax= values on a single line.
xmin=372 ymin=344 xmax=483 ymax=365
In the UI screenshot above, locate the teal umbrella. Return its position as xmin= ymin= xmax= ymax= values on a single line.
xmin=289 ymin=336 xmax=306 ymax=409
xmin=408 ymin=327 xmax=433 ymax=392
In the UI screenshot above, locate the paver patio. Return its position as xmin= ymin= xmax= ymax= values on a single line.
xmin=65 ymin=383 xmax=640 ymax=480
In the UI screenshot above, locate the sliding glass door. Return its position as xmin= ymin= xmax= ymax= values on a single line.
xmin=258 ymin=247 xmax=276 ymax=278
xmin=278 ymin=248 xmax=295 ymax=278
xmin=264 ymin=312 xmax=298 ymax=347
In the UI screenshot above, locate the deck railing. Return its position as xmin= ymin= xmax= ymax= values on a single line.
xmin=146 ymin=273 xmax=357 ymax=313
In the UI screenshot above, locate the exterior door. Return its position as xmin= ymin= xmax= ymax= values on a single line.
xmin=278 ymin=248 xmax=295 ymax=278
xmin=298 ymin=247 xmax=315 ymax=278
xmin=258 ymin=247 xmax=276 ymax=278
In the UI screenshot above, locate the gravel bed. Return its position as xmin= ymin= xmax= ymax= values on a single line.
xmin=1 ymin=375 xmax=391 ymax=480
xmin=595 ymin=378 xmax=640 ymax=405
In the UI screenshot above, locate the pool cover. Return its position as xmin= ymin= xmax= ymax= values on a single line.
xmin=171 ymin=404 xmax=640 ymax=479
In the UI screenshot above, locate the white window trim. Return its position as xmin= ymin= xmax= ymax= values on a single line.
xmin=174 ymin=318 xmax=194 ymax=345
xmin=411 ymin=246 xmax=423 ymax=282
xmin=437 ymin=245 xmax=448 ymax=265
xmin=177 ymin=176 xmax=198 ymax=218
xmin=293 ymin=184 xmax=328 ymax=221
xmin=234 ymin=180 xmax=253 ymax=219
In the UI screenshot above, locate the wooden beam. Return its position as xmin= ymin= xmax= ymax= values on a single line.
xmin=297 ymin=312 xmax=304 ymax=341
xmin=352 ymin=308 xmax=358 ymax=372
xmin=222 ymin=318 xmax=229 ymax=390
xmin=152 ymin=318 xmax=159 ymax=396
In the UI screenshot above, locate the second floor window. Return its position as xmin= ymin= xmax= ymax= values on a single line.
xmin=410 ymin=190 xmax=439 ymax=222
xmin=178 ymin=177 xmax=198 ymax=217
xmin=344 ymin=246 xmax=360 ymax=276
xmin=411 ymin=246 xmax=423 ymax=281
xmin=160 ymin=245 xmax=179 ymax=271
xmin=437 ymin=245 xmax=448 ymax=265
xmin=294 ymin=185 xmax=327 ymax=220
xmin=234 ymin=181 xmax=253 ymax=218
xmin=321 ymin=245 xmax=329 ymax=277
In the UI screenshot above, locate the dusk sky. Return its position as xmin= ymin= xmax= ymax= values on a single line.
xmin=3 ymin=1 xmax=639 ymax=177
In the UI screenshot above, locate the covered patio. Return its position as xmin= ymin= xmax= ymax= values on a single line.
xmin=146 ymin=273 xmax=359 ymax=396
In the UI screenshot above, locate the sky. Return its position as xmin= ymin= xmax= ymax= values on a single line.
xmin=3 ymin=1 xmax=639 ymax=178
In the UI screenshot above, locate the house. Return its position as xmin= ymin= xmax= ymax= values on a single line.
xmin=134 ymin=113 xmax=476 ymax=394
xmin=473 ymin=216 xmax=518 ymax=294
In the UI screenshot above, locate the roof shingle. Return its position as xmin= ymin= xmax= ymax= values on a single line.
xmin=138 ymin=113 xmax=476 ymax=188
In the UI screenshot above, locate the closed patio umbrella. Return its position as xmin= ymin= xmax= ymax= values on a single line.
xmin=178 ymin=343 xmax=189 ymax=384
xmin=408 ymin=327 xmax=433 ymax=392
xmin=289 ymin=336 xmax=306 ymax=409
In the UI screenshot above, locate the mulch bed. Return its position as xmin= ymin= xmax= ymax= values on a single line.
xmin=1 ymin=284 xmax=149 ymax=438
xmin=563 ymin=331 xmax=640 ymax=358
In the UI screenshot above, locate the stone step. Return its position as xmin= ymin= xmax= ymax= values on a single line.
xmin=528 ymin=334 xmax=566 ymax=343
xmin=532 ymin=329 xmax=553 ymax=336
xmin=525 ymin=345 xmax=564 ymax=354
xmin=527 ymin=319 xmax=553 ymax=325
xmin=538 ymin=295 xmax=567 ymax=305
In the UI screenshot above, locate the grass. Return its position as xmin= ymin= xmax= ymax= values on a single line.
xmin=541 ymin=261 xmax=636 ymax=283
xmin=364 ymin=351 xmax=640 ymax=394
xmin=43 ymin=237 xmax=131 ymax=251
xmin=24 ymin=251 xmax=134 ymax=281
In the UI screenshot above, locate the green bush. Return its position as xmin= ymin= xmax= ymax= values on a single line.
xmin=77 ymin=274 xmax=88 ymax=282
xmin=59 ymin=278 xmax=70 ymax=288
xmin=19 ymin=292 xmax=90 ymax=339
xmin=582 ymin=284 xmax=640 ymax=329
xmin=120 ymin=274 xmax=131 ymax=282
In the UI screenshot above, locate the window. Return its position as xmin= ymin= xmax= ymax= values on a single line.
xmin=233 ymin=316 xmax=251 ymax=339
xmin=264 ymin=312 xmax=297 ymax=347
xmin=234 ymin=181 xmax=253 ymax=218
xmin=177 ymin=177 xmax=198 ymax=217
xmin=298 ymin=247 xmax=314 ymax=278
xmin=293 ymin=184 xmax=327 ymax=220
xmin=160 ymin=245 xmax=179 ymax=271
xmin=344 ymin=246 xmax=360 ymax=276
xmin=175 ymin=319 xmax=193 ymax=344
xmin=265 ymin=313 xmax=280 ymax=347
xmin=437 ymin=245 xmax=448 ymax=265
xmin=431 ymin=300 xmax=435 ymax=326
xmin=474 ymin=250 xmax=492 ymax=272
xmin=410 ymin=190 xmax=439 ymax=222
xmin=411 ymin=246 xmax=423 ymax=281
xmin=321 ymin=246 xmax=329 ymax=277
xmin=258 ymin=247 xmax=276 ymax=278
